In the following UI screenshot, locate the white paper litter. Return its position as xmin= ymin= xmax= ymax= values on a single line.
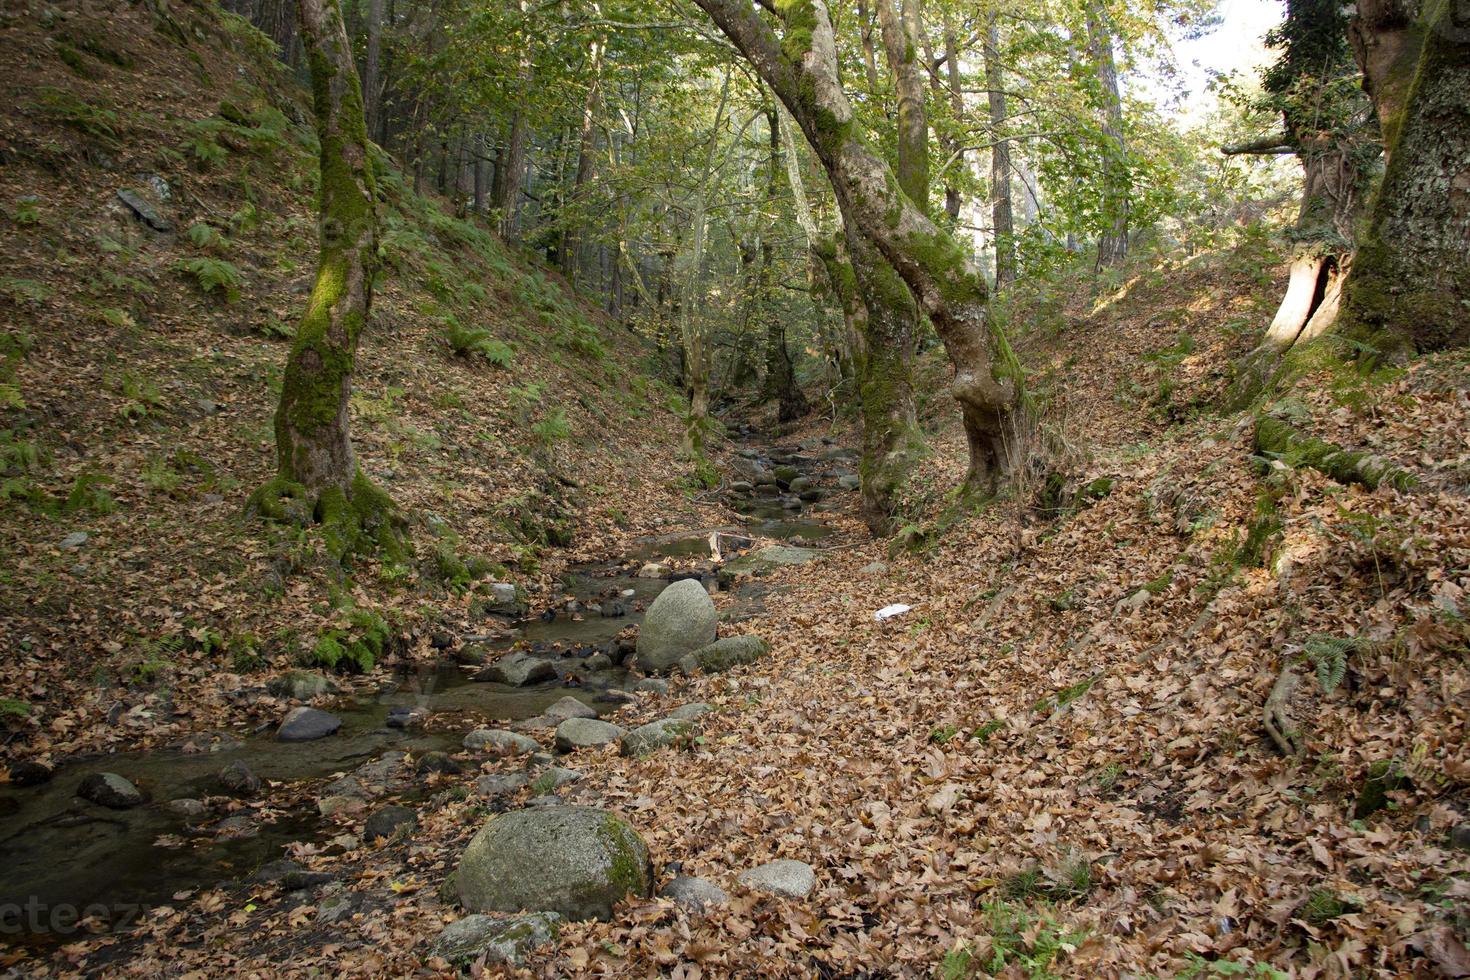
xmin=874 ymin=603 xmax=912 ymax=622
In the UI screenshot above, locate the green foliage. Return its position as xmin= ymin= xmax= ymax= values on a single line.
xmin=0 ymin=278 xmax=52 ymax=305
xmin=118 ymin=371 xmax=164 ymax=420
xmin=175 ymin=257 xmax=243 ymax=301
xmin=305 ymin=609 xmax=392 ymax=674
xmin=1176 ymin=954 xmax=1289 ymax=979
xmin=63 ymin=471 xmax=115 ymax=514
xmin=1301 ymin=887 xmax=1354 ymax=925
xmin=186 ymin=222 xmax=228 ymax=251
xmin=1299 ymin=634 xmax=1363 ymax=694
xmin=531 ymin=407 xmax=572 ymax=449
xmin=29 ymin=87 xmax=119 ymax=143
xmin=9 ymin=196 xmax=41 ymax=227
xmin=443 ymin=316 xmax=514 ymax=367
xmin=971 ymin=719 xmax=1005 ymax=743
xmin=0 ymin=698 xmax=32 ymax=721
xmin=976 ymin=901 xmax=1088 ymax=979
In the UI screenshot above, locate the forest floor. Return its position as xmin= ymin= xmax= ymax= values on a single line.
xmin=3 ymin=1 xmax=1469 ymax=978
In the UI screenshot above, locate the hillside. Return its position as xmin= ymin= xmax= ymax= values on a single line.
xmin=0 ymin=1 xmax=1467 ymax=978
xmin=0 ymin=0 xmax=705 ymax=760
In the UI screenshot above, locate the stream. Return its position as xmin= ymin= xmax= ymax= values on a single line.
xmin=0 ymin=438 xmax=856 ymax=947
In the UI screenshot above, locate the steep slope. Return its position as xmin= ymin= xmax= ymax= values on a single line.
xmin=0 ymin=0 xmax=704 ymax=763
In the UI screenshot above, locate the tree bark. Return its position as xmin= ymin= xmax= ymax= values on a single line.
xmin=758 ymin=105 xmax=808 ymax=422
xmin=983 ymin=19 xmax=1016 ymax=290
xmin=938 ymin=14 xmax=964 ymax=224
xmin=1338 ymin=0 xmax=1470 ymax=356
xmin=875 ymin=0 xmax=928 ymax=208
xmin=1349 ymin=0 xmax=1425 ymax=155
xmin=1085 ymin=0 xmax=1129 ymax=269
xmin=559 ymin=33 xmax=605 ymax=277
xmin=249 ymin=0 xmax=402 ymax=561
xmin=363 ymin=0 xmax=384 ymax=137
xmin=692 ymin=0 xmax=1027 ymax=495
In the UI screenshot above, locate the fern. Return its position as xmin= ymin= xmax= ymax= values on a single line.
xmin=1300 ymin=634 xmax=1361 ymax=694
xmin=186 ymin=222 xmax=227 ymax=251
xmin=444 ymin=318 xmax=514 ymax=367
xmin=175 ymin=257 xmax=243 ymax=301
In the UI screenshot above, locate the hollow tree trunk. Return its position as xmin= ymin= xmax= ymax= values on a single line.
xmin=1338 ymin=0 xmax=1470 ymax=356
xmin=693 ymin=0 xmax=1027 ymax=495
xmin=249 ymin=0 xmax=402 ymax=561
xmin=983 ymin=18 xmax=1016 ymax=291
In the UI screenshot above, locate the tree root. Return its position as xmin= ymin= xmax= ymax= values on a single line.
xmin=1253 ymin=415 xmax=1416 ymax=491
xmin=247 ymin=469 xmax=408 ymax=564
xmin=1264 ymin=662 xmax=1302 ymax=756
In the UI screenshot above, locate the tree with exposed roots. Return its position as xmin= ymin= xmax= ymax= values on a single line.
xmin=247 ymin=0 xmax=405 ymax=563
xmin=692 ymin=0 xmax=1029 ymax=499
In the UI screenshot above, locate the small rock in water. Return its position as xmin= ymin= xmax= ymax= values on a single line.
xmin=414 ymin=751 xmax=462 ymax=775
xmin=218 ymin=760 xmax=260 ymax=795
xmin=77 ymin=772 xmax=143 ymax=809
xmin=464 ymin=729 xmax=540 ymax=756
xmin=585 ymin=652 xmax=613 ymax=670
xmin=268 ymin=671 xmax=335 ymax=701
xmin=637 ymin=562 xmax=671 ymax=579
xmin=428 ymin=911 xmax=561 ymax=967
xmin=363 ymin=804 xmax=417 ymax=842
xmin=661 ymin=874 xmax=729 ymax=912
xmin=8 ymin=761 xmax=53 ymax=786
xmin=277 ymin=706 xmax=342 ymax=742
xmin=214 ymin=814 xmax=257 ymax=838
xmin=737 ymin=859 xmax=816 ymax=898
xmin=167 ymin=797 xmax=207 ymax=818
xmin=635 ymin=678 xmax=669 ymax=695
xmin=59 ymin=531 xmax=89 ymax=550
xmin=476 ymin=651 xmax=556 ymax=686
xmin=385 ymin=705 xmax=429 ymax=729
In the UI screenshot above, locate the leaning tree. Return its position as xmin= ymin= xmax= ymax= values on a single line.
xmin=247 ymin=0 xmax=405 ymax=562
xmin=691 ymin=0 xmax=1029 ymax=499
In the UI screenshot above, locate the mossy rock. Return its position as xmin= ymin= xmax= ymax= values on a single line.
xmin=691 ymin=635 xmax=769 ymax=673
xmin=1354 ymin=759 xmax=1411 ymax=819
xmin=453 ymin=806 xmax=652 ymax=921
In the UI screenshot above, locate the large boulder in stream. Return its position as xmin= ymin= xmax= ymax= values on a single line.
xmin=78 ymin=772 xmax=144 ymax=808
xmin=453 ymin=806 xmax=653 ymax=921
xmin=276 ymin=706 xmax=342 ymax=742
xmin=635 ymin=579 xmax=717 ymax=674
xmin=476 ymin=651 xmax=557 ymax=686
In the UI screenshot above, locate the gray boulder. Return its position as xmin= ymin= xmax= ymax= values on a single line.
xmin=268 ymin=670 xmax=335 ymax=700
xmin=484 ymin=582 xmax=528 ymax=617
xmin=635 ymin=678 xmax=669 ymax=694
xmin=661 ymin=875 xmax=729 ymax=912
xmin=620 ymin=718 xmax=691 ymax=757
xmin=545 ymin=696 xmax=597 ymax=723
xmin=718 ymin=546 xmax=823 ymax=586
xmin=838 ymin=474 xmax=861 ymax=491
xmin=453 ymin=806 xmax=653 ymax=921
xmin=428 ymin=912 xmax=561 ymax=967
xmin=691 ymin=635 xmax=769 ymax=673
xmin=668 ymin=702 xmax=712 ymax=721
xmin=530 ymin=767 xmax=584 ymax=795
xmin=464 ymin=729 xmax=540 ymax=756
xmin=635 ymin=579 xmax=717 ymax=674
xmin=78 ymin=772 xmax=143 ymax=808
xmin=277 ymin=707 xmax=341 ymax=742
xmin=737 ymin=859 xmax=815 ymax=898
xmin=475 ymin=772 xmax=530 ymax=797
xmin=477 ymin=651 xmax=556 ymax=686
xmin=218 ymin=760 xmax=260 ymax=795
xmin=554 ymin=718 xmax=624 ymax=753
xmin=364 ymin=804 xmax=417 ymax=842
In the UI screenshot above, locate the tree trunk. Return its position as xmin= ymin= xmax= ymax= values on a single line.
xmin=1349 ymin=0 xmax=1425 ymax=156
xmin=938 ymin=15 xmax=964 ymax=224
xmin=1338 ymin=0 xmax=1470 ymax=356
xmin=693 ymin=0 xmax=1028 ymax=495
xmin=876 ymin=0 xmax=928 ymax=208
xmin=363 ymin=0 xmax=384 ymax=137
xmin=560 ymin=34 xmax=605 ymax=277
xmin=845 ymin=225 xmax=923 ymax=531
xmin=758 ymin=105 xmax=808 ymax=422
xmin=1085 ymin=0 xmax=1129 ymax=269
xmin=983 ymin=19 xmax=1016 ymax=291
xmin=249 ymin=0 xmax=402 ymax=562
xmin=472 ymin=132 xmax=486 ymax=214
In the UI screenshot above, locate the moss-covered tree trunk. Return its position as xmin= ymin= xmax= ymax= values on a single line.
xmin=845 ymin=226 xmax=923 ymax=533
xmin=1337 ymin=0 xmax=1470 ymax=356
xmin=693 ymin=0 xmax=1027 ymax=496
xmin=875 ymin=0 xmax=928 ymax=209
xmin=249 ymin=0 xmax=403 ymax=562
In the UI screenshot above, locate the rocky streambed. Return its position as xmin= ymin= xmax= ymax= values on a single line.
xmin=0 ymin=437 xmax=857 ymax=956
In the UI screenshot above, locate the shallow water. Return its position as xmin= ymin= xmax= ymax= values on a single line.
xmin=0 ymin=446 xmax=840 ymax=946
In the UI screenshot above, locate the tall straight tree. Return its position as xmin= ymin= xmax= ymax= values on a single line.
xmin=983 ymin=16 xmax=1016 ymax=290
xmin=693 ymin=0 xmax=1028 ymax=495
xmin=1085 ymin=0 xmax=1129 ymax=268
xmin=248 ymin=0 xmax=403 ymax=561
